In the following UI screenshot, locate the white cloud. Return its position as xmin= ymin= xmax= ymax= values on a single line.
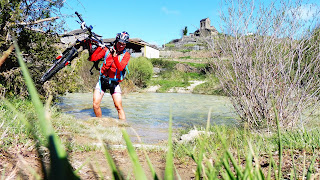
xmin=161 ymin=7 xmax=180 ymax=15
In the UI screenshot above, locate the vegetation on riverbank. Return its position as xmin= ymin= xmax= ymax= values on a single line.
xmin=2 ymin=96 xmax=320 ymax=179
xmin=148 ymin=58 xmax=222 ymax=94
xmin=1 ymin=41 xmax=319 ymax=179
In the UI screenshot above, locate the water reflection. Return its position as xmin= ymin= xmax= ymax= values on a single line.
xmin=58 ymin=92 xmax=238 ymax=144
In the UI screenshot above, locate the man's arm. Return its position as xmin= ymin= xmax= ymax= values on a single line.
xmin=113 ymin=52 xmax=130 ymax=71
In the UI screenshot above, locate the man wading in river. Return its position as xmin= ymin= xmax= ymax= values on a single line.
xmin=91 ymin=32 xmax=130 ymax=121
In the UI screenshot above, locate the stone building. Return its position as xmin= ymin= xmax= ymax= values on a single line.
xmin=165 ymin=18 xmax=218 ymax=50
xmin=194 ymin=18 xmax=218 ymax=37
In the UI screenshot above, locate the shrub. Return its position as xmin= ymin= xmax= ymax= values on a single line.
xmin=165 ymin=43 xmax=175 ymax=47
xmin=150 ymin=58 xmax=178 ymax=69
xmin=214 ymin=0 xmax=320 ymax=129
xmin=184 ymin=43 xmax=196 ymax=47
xmin=192 ymin=74 xmax=225 ymax=95
xmin=128 ymin=57 xmax=153 ymax=88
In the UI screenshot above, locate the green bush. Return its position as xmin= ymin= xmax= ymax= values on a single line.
xmin=128 ymin=57 xmax=153 ymax=88
xmin=193 ymin=74 xmax=225 ymax=95
xmin=184 ymin=43 xmax=196 ymax=47
xmin=178 ymin=49 xmax=192 ymax=53
xmin=150 ymin=58 xmax=178 ymax=69
xmin=165 ymin=43 xmax=175 ymax=47
xmin=179 ymin=56 xmax=191 ymax=59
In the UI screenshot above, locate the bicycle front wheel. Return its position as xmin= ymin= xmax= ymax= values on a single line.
xmin=40 ymin=47 xmax=77 ymax=83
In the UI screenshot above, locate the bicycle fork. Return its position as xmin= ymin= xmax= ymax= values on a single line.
xmin=63 ymin=46 xmax=78 ymax=66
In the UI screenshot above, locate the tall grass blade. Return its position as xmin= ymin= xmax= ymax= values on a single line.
xmin=130 ymin=127 xmax=160 ymax=180
xmin=206 ymin=107 xmax=212 ymax=131
xmin=222 ymin=153 xmax=236 ymax=180
xmin=204 ymin=160 xmax=216 ymax=180
xmin=194 ymin=109 xmax=213 ymax=180
xmin=174 ymin=167 xmax=182 ymax=180
xmin=13 ymin=39 xmax=78 ymax=179
xmin=248 ymin=140 xmax=264 ymax=180
xmin=307 ymin=155 xmax=317 ymax=179
xmin=221 ymin=171 xmax=232 ymax=180
xmin=95 ymin=130 xmax=123 ymax=180
xmin=164 ymin=111 xmax=174 ymax=180
xmin=122 ymin=129 xmax=148 ymax=180
xmin=216 ymin=125 xmax=242 ymax=178
xmin=126 ymin=170 xmax=132 ymax=180
xmin=289 ymin=142 xmax=297 ymax=180
xmin=74 ymin=157 xmax=90 ymax=175
xmin=226 ymin=150 xmax=243 ymax=178
xmin=48 ymin=135 xmax=79 ymax=180
xmin=195 ymin=138 xmax=204 ymax=180
xmin=243 ymin=150 xmax=253 ymax=179
xmin=303 ymin=149 xmax=306 ymax=179
xmin=273 ymin=103 xmax=282 ymax=179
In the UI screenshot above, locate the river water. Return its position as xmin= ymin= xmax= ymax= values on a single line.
xmin=58 ymin=92 xmax=238 ymax=144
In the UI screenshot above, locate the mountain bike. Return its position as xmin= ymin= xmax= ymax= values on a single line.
xmin=40 ymin=11 xmax=110 ymax=83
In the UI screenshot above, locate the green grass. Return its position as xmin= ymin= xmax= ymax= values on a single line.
xmin=165 ymin=43 xmax=175 ymax=47
xmin=0 ymin=98 xmax=35 ymax=150
xmin=184 ymin=44 xmax=197 ymax=47
xmin=173 ymin=123 xmax=320 ymax=179
xmin=149 ymin=58 xmax=214 ymax=93
xmin=150 ymin=58 xmax=179 ymax=69
xmin=185 ymin=72 xmax=206 ymax=80
xmin=151 ymin=79 xmax=189 ymax=92
xmin=179 ymin=56 xmax=191 ymax=59
xmin=174 ymin=125 xmax=320 ymax=160
xmin=184 ymin=62 xmax=208 ymax=69
xmin=192 ymin=74 xmax=224 ymax=95
xmin=178 ymin=49 xmax=192 ymax=53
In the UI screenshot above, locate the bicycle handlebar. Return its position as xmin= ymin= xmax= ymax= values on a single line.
xmin=75 ymin=11 xmax=84 ymax=23
xmin=74 ymin=11 xmax=110 ymax=49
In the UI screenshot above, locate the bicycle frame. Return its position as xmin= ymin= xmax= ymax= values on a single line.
xmin=40 ymin=12 xmax=111 ymax=82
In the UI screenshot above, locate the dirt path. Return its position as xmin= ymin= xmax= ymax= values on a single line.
xmin=70 ymin=149 xmax=196 ymax=179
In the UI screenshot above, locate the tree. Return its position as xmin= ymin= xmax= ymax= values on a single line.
xmin=0 ymin=0 xmax=65 ymax=97
xmin=182 ymin=26 xmax=188 ymax=36
xmin=212 ymin=0 xmax=320 ymax=129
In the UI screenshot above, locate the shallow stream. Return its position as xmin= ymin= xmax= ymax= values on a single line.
xmin=58 ymin=92 xmax=238 ymax=144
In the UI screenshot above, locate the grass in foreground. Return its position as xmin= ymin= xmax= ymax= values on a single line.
xmin=173 ymin=123 xmax=320 ymax=179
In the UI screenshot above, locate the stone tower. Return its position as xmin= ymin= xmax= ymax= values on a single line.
xmin=200 ymin=18 xmax=211 ymax=30
xmin=195 ymin=18 xmax=218 ymax=37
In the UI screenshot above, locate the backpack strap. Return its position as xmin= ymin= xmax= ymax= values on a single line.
xmin=98 ymin=50 xmax=110 ymax=93
xmin=110 ymin=53 xmax=124 ymax=82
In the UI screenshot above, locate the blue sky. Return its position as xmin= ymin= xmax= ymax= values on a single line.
xmin=58 ymin=0 xmax=320 ymax=46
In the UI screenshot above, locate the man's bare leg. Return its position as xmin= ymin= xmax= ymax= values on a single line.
xmin=112 ymin=93 xmax=126 ymax=120
xmin=93 ymin=88 xmax=104 ymax=117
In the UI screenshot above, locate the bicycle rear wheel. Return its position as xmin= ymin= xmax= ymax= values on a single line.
xmin=40 ymin=47 xmax=78 ymax=83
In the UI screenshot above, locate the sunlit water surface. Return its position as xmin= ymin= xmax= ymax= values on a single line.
xmin=58 ymin=92 xmax=238 ymax=144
